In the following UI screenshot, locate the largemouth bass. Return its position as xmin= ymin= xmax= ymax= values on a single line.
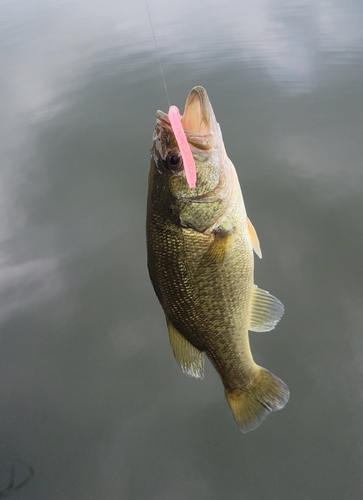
xmin=146 ymin=86 xmax=289 ymax=432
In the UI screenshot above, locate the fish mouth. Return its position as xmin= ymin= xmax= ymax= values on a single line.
xmin=154 ymin=87 xmax=232 ymax=203
xmin=181 ymin=87 xmax=220 ymax=151
xmin=180 ymin=87 xmax=235 ymax=205
xmin=181 ymin=86 xmax=217 ymax=137
xmin=156 ymin=86 xmax=219 ymax=151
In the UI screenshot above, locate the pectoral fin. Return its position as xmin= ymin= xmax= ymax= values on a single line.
xmin=166 ymin=317 xmax=204 ymax=379
xmin=247 ymin=217 xmax=262 ymax=259
xmin=196 ymin=225 xmax=233 ymax=274
xmin=249 ymin=285 xmax=284 ymax=332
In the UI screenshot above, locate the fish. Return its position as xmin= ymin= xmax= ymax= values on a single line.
xmin=146 ymin=86 xmax=289 ymax=432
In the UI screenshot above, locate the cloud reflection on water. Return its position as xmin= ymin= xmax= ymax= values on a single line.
xmin=0 ymin=1 xmax=363 ymax=499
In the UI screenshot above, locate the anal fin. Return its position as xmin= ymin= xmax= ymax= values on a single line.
xmin=166 ymin=317 xmax=204 ymax=379
xmin=249 ymin=285 xmax=284 ymax=332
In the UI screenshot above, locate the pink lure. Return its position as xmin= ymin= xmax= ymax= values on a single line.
xmin=168 ymin=105 xmax=197 ymax=188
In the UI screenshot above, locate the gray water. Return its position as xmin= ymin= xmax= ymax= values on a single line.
xmin=1 ymin=0 xmax=363 ymax=498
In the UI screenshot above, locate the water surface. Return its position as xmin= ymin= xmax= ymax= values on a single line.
xmin=0 ymin=0 xmax=363 ymax=498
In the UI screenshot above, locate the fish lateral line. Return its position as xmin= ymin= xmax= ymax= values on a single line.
xmin=168 ymin=106 xmax=197 ymax=188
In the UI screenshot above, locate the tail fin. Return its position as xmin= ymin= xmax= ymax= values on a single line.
xmin=225 ymin=367 xmax=289 ymax=432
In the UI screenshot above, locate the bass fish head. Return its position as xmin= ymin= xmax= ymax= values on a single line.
xmin=149 ymin=86 xmax=236 ymax=232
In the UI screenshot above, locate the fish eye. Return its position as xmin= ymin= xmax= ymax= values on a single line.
xmin=165 ymin=151 xmax=183 ymax=172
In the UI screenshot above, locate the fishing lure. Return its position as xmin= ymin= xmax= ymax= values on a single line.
xmin=168 ymin=105 xmax=197 ymax=188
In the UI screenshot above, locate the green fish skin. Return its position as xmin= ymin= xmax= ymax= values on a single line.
xmin=147 ymin=86 xmax=289 ymax=432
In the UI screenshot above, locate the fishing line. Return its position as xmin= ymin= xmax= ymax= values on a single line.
xmin=145 ymin=0 xmax=171 ymax=108
xmin=145 ymin=2 xmax=197 ymax=188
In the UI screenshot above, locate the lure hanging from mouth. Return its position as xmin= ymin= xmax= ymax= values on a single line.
xmin=168 ymin=105 xmax=197 ymax=188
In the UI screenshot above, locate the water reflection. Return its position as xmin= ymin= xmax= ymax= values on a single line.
xmin=0 ymin=460 xmax=34 ymax=498
xmin=0 ymin=0 xmax=363 ymax=498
